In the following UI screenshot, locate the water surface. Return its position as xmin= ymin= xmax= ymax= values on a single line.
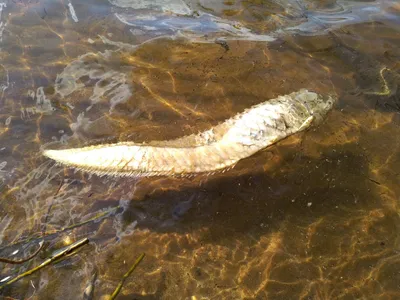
xmin=0 ymin=0 xmax=399 ymax=299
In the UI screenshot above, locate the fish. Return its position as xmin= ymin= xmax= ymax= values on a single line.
xmin=43 ymin=89 xmax=335 ymax=177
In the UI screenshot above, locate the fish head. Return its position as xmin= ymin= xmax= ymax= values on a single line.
xmin=295 ymin=90 xmax=336 ymax=125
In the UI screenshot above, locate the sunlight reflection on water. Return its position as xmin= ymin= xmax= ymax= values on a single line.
xmin=0 ymin=0 xmax=399 ymax=299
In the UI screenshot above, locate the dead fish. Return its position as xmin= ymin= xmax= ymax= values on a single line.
xmin=43 ymin=89 xmax=335 ymax=177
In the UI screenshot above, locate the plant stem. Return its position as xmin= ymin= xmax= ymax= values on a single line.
xmin=0 ymin=238 xmax=89 ymax=290
xmin=109 ymin=253 xmax=145 ymax=300
xmin=0 ymin=241 xmax=44 ymax=264
xmin=0 ymin=206 xmax=119 ymax=252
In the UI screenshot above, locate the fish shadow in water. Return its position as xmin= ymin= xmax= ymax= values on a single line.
xmin=118 ymin=132 xmax=400 ymax=299
xmin=122 ymin=138 xmax=390 ymax=247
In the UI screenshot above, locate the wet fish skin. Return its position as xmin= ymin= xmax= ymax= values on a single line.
xmin=43 ymin=89 xmax=335 ymax=177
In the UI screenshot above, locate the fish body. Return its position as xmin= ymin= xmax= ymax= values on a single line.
xmin=43 ymin=89 xmax=335 ymax=177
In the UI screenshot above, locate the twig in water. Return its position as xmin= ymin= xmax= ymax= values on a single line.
xmin=40 ymin=178 xmax=64 ymax=243
xmin=368 ymin=178 xmax=381 ymax=185
xmin=108 ymin=253 xmax=145 ymax=300
xmin=0 ymin=206 xmax=120 ymax=251
xmin=0 ymin=238 xmax=89 ymax=290
xmin=0 ymin=177 xmax=65 ymax=263
xmin=0 ymin=241 xmax=44 ymax=264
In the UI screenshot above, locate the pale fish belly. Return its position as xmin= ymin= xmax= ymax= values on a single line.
xmin=43 ymin=89 xmax=335 ymax=177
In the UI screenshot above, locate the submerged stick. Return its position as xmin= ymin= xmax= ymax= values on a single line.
xmin=0 ymin=241 xmax=44 ymax=265
xmin=41 ymin=178 xmax=64 ymax=235
xmin=0 ymin=179 xmax=65 ymax=264
xmin=0 ymin=206 xmax=119 ymax=252
xmin=58 ymin=206 xmax=120 ymax=232
xmin=0 ymin=238 xmax=89 ymax=290
xmin=109 ymin=253 xmax=145 ymax=300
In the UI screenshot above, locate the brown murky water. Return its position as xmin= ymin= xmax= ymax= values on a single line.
xmin=0 ymin=0 xmax=399 ymax=299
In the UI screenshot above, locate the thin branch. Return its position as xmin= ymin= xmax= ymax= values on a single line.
xmin=41 ymin=176 xmax=64 ymax=236
xmin=109 ymin=253 xmax=145 ymax=300
xmin=0 ymin=206 xmax=120 ymax=252
xmin=0 ymin=238 xmax=89 ymax=290
xmin=0 ymin=241 xmax=44 ymax=265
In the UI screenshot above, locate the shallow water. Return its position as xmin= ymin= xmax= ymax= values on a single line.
xmin=0 ymin=0 xmax=399 ymax=299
